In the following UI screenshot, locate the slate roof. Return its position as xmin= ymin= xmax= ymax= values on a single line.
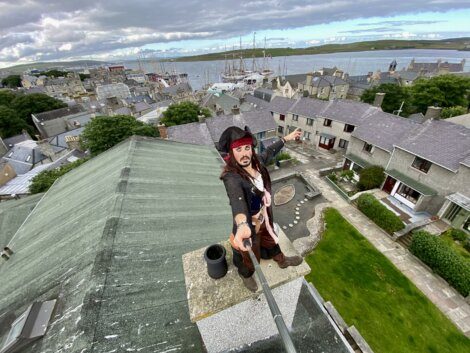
xmin=395 ymin=119 xmax=470 ymax=172
xmin=0 ymin=137 xmax=232 ymax=353
xmin=0 ymin=194 xmax=44 ymax=248
xmin=269 ymin=96 xmax=296 ymax=115
xmin=48 ymin=127 xmax=85 ymax=148
xmin=205 ymin=110 xmax=276 ymax=144
xmin=351 ymin=111 xmax=420 ymax=153
xmin=34 ymin=105 xmax=86 ymax=122
xmin=167 ymin=122 xmax=213 ymax=146
xmin=286 ymin=97 xmax=378 ymax=126
xmin=161 ymin=82 xmax=192 ymax=95
xmin=243 ymin=94 xmax=271 ymax=110
xmin=1 ymin=140 xmax=49 ymax=175
xmin=288 ymin=97 xmax=326 ymax=117
xmin=2 ymin=132 xmax=32 ymax=150
xmin=319 ymin=100 xmax=379 ymax=126
xmin=278 ymin=74 xmax=307 ymax=88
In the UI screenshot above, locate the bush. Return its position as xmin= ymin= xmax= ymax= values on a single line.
xmin=340 ymin=169 xmax=354 ymax=181
xmin=464 ymin=239 xmax=470 ymax=252
xmin=328 ymin=173 xmax=338 ymax=183
xmin=276 ymin=152 xmax=291 ymax=161
xmin=356 ymin=194 xmax=405 ymax=234
xmin=410 ymin=231 xmax=470 ymax=296
xmin=29 ymin=158 xmax=89 ymax=194
xmin=449 ymin=228 xmax=468 ymax=242
xmin=357 ymin=165 xmax=385 ymax=191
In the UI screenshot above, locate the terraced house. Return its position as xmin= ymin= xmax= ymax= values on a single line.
xmin=271 ymin=96 xmax=379 ymax=152
xmin=345 ymin=116 xmax=470 ymax=232
xmin=269 ymin=96 xmax=470 ymax=232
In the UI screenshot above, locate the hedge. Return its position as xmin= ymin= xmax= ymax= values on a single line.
xmin=356 ymin=194 xmax=405 ymax=234
xmin=357 ymin=165 xmax=385 ymax=191
xmin=410 ymin=231 xmax=470 ymax=296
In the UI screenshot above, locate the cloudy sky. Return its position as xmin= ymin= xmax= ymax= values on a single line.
xmin=0 ymin=0 xmax=469 ymax=68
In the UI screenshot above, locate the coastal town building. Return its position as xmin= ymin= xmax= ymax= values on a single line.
xmin=32 ymin=105 xmax=94 ymax=138
xmin=407 ymin=58 xmax=466 ymax=75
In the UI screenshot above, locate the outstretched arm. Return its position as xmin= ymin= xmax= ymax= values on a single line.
xmin=259 ymin=128 xmax=302 ymax=165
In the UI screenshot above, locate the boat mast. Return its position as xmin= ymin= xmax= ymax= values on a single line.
xmin=252 ymin=32 xmax=256 ymax=72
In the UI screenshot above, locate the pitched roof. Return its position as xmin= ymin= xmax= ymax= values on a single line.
xmin=269 ymin=96 xmax=296 ymax=115
xmin=288 ymin=97 xmax=326 ymax=117
xmin=395 ymin=119 xmax=470 ymax=172
xmin=0 ymin=194 xmax=44 ymax=248
xmin=0 ymin=137 xmax=232 ymax=352
xmin=352 ymin=111 xmax=420 ymax=152
xmin=2 ymin=132 xmax=32 ymax=150
xmin=243 ymin=94 xmax=271 ymax=110
xmin=205 ymin=110 xmax=276 ymax=143
xmin=33 ymin=105 xmax=86 ymax=122
xmin=167 ymin=122 xmax=213 ymax=146
xmin=279 ymin=74 xmax=306 ymax=88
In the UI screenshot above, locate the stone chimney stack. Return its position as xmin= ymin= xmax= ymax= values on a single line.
xmin=373 ymin=92 xmax=385 ymax=108
xmin=231 ymin=107 xmax=240 ymax=115
xmin=306 ymin=73 xmax=313 ymax=86
xmin=424 ymin=106 xmax=442 ymax=120
xmin=157 ymin=124 xmax=168 ymax=139
xmin=36 ymin=140 xmax=57 ymax=161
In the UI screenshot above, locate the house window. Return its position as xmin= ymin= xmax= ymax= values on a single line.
xmin=344 ymin=124 xmax=355 ymax=133
xmin=278 ymin=126 xmax=284 ymax=133
xmin=396 ymin=184 xmax=420 ymax=204
xmin=292 ymin=114 xmax=299 ymax=122
xmin=363 ymin=142 xmax=373 ymax=153
xmin=339 ymin=139 xmax=349 ymax=149
xmin=280 ymin=114 xmax=285 ymax=121
xmin=323 ymin=119 xmax=332 ymax=127
xmin=303 ymin=131 xmax=311 ymax=140
xmin=306 ymin=118 xmax=314 ymax=126
xmin=411 ymin=156 xmax=432 ymax=173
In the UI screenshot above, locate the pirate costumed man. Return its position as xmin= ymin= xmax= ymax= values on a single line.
xmin=219 ymin=126 xmax=303 ymax=292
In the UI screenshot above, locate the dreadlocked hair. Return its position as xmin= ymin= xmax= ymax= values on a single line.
xmin=220 ymin=148 xmax=270 ymax=186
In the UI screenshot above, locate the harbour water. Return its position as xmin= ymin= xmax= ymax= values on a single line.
xmin=125 ymin=49 xmax=470 ymax=90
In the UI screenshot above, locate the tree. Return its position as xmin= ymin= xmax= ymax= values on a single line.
xmin=40 ymin=69 xmax=69 ymax=77
xmin=410 ymin=75 xmax=470 ymax=114
xmin=361 ymin=83 xmax=412 ymax=116
xmin=79 ymin=73 xmax=91 ymax=81
xmin=1 ymin=75 xmax=22 ymax=88
xmin=0 ymin=105 xmax=29 ymax=138
xmin=10 ymin=93 xmax=67 ymax=125
xmin=160 ymin=101 xmax=212 ymax=127
xmin=357 ymin=165 xmax=385 ymax=191
xmin=441 ymin=106 xmax=468 ymax=119
xmin=29 ymin=158 xmax=89 ymax=194
xmin=0 ymin=90 xmax=17 ymax=107
xmin=81 ymin=115 xmax=158 ymax=155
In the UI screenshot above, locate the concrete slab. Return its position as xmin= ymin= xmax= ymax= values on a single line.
xmin=182 ymin=229 xmax=310 ymax=322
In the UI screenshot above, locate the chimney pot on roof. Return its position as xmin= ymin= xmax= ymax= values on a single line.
xmin=373 ymin=92 xmax=385 ymax=108
xmin=231 ymin=107 xmax=240 ymax=115
xmin=1 ymin=252 xmax=10 ymax=261
xmin=424 ymin=106 xmax=442 ymax=120
xmin=3 ymin=247 xmax=13 ymax=256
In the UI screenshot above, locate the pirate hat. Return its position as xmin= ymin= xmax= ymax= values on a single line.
xmin=218 ymin=126 xmax=257 ymax=154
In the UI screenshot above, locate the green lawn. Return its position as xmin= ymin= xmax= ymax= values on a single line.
xmin=304 ymin=208 xmax=470 ymax=353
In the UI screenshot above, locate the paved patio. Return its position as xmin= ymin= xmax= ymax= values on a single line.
xmin=272 ymin=154 xmax=470 ymax=337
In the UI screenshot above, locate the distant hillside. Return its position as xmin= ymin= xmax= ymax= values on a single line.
xmin=0 ymin=60 xmax=106 ymax=74
xmin=172 ymin=38 xmax=470 ymax=62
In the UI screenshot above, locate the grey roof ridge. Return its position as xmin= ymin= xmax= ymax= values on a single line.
xmin=82 ymin=138 xmax=137 ymax=349
xmin=392 ymin=144 xmax=459 ymax=173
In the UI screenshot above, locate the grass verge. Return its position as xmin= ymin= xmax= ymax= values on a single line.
xmin=304 ymin=208 xmax=470 ymax=353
